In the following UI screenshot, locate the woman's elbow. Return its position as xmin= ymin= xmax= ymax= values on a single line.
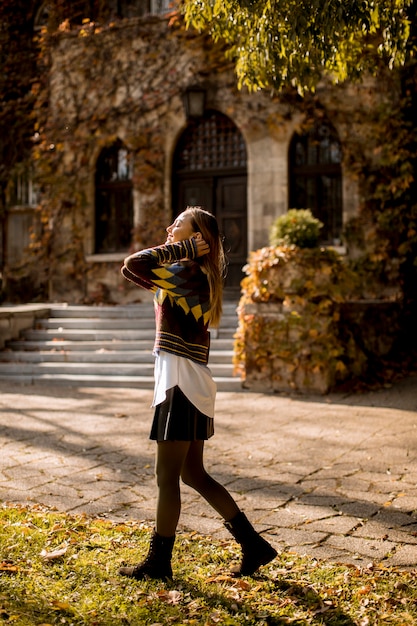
xmin=123 ymin=255 xmax=138 ymax=273
xmin=123 ymin=253 xmax=133 ymax=267
xmin=121 ymin=263 xmax=139 ymax=283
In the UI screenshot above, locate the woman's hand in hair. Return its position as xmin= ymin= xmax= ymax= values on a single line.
xmin=193 ymin=237 xmax=210 ymax=257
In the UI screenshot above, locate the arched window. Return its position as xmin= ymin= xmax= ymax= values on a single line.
xmin=289 ymin=119 xmax=343 ymax=244
xmin=95 ymin=140 xmax=133 ymax=254
xmin=34 ymin=2 xmax=50 ymax=30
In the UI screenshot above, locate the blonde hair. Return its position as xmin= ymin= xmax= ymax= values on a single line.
xmin=184 ymin=206 xmax=226 ymax=328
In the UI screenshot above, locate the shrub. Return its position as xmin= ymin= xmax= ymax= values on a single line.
xmin=270 ymin=208 xmax=323 ymax=248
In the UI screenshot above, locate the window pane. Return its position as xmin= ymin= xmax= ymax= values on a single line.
xmin=96 ymin=144 xmax=132 ymax=183
xmin=105 ymin=0 xmax=150 ymax=18
xmin=9 ymin=168 xmax=39 ymax=207
xmin=175 ymin=111 xmax=247 ymax=172
xmin=117 ymin=149 xmax=131 ymax=180
xmin=95 ymin=141 xmax=133 ymax=253
xmin=95 ymin=187 xmax=133 ymax=253
xmin=150 ymin=0 xmax=171 ymax=13
xmin=289 ymin=119 xmax=343 ymax=244
xmin=295 ymin=141 xmax=306 ymax=166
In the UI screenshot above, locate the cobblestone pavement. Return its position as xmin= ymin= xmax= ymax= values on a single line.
xmin=1 ymin=376 xmax=417 ymax=570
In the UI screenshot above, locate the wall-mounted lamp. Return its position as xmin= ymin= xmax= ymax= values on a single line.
xmin=182 ymin=86 xmax=206 ymax=119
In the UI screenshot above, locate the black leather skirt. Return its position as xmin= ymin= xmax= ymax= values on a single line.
xmin=150 ymin=385 xmax=214 ymax=441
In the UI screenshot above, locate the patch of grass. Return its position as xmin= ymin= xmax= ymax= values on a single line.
xmin=1 ymin=503 xmax=416 ymax=625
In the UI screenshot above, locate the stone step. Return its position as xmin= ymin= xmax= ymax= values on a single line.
xmin=36 ymin=315 xmax=238 ymax=330
xmin=5 ymin=339 xmax=154 ymax=352
xmin=0 ymin=372 xmax=241 ymax=391
xmin=22 ymin=324 xmax=236 ymax=341
xmin=0 ymin=349 xmax=234 ymax=364
xmin=0 ymin=303 xmax=242 ymax=391
xmin=4 ymin=339 xmax=234 ymax=352
xmin=36 ymin=317 xmax=157 ymax=330
xmin=47 ymin=303 xmax=238 ymax=319
xmin=0 ymin=361 xmax=234 ymax=377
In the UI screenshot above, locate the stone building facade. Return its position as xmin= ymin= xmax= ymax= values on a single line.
xmin=4 ymin=7 xmax=393 ymax=305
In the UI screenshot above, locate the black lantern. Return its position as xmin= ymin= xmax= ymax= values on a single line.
xmin=182 ymin=86 xmax=206 ymax=118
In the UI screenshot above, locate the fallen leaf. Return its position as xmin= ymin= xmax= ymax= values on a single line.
xmin=153 ymin=590 xmax=182 ymax=605
xmin=51 ymin=600 xmax=71 ymax=610
xmin=0 ymin=562 xmax=19 ymax=573
xmin=233 ymin=579 xmax=251 ymax=590
xmin=206 ymin=574 xmax=234 ymax=583
xmin=40 ymin=545 xmax=68 ymax=561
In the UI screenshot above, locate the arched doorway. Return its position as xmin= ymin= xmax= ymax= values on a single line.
xmin=172 ymin=110 xmax=247 ymax=293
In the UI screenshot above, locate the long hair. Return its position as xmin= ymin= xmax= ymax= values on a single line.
xmin=184 ymin=206 xmax=226 ymax=328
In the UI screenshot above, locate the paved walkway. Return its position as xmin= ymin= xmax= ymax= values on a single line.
xmin=1 ymin=376 xmax=417 ymax=570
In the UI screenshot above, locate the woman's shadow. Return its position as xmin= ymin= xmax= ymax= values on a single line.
xmin=170 ymin=573 xmax=356 ymax=625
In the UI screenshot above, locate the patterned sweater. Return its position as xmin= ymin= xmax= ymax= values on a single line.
xmin=121 ymin=239 xmax=212 ymax=365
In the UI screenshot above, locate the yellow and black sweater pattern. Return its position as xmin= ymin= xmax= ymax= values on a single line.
xmin=121 ymin=239 xmax=212 ymax=365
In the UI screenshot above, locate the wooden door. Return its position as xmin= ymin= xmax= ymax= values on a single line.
xmin=216 ymin=176 xmax=247 ymax=291
xmin=175 ymin=175 xmax=247 ymax=292
xmin=176 ymin=178 xmax=213 ymax=214
xmin=172 ymin=110 xmax=248 ymax=291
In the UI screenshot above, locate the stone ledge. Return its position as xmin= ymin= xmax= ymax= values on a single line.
xmin=0 ymin=304 xmax=51 ymax=349
xmin=238 ymin=298 xmax=402 ymax=394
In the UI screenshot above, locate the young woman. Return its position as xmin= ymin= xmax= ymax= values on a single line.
xmin=119 ymin=206 xmax=277 ymax=580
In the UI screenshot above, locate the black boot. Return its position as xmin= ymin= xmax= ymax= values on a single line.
xmin=224 ymin=511 xmax=277 ymax=576
xmin=119 ymin=530 xmax=175 ymax=581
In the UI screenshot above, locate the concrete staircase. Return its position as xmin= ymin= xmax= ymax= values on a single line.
xmin=0 ymin=302 xmax=242 ymax=391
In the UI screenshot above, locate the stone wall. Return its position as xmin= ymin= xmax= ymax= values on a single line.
xmin=233 ymin=246 xmax=402 ymax=394
xmin=0 ymin=305 xmax=50 ymax=350
xmin=236 ymin=299 xmax=401 ymax=394
xmin=21 ymin=15 xmax=395 ymax=304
